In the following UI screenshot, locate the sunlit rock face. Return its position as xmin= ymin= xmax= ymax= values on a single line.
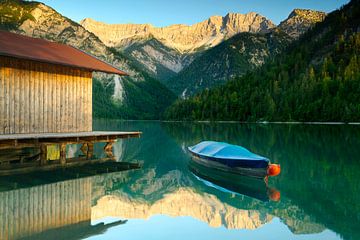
xmin=91 ymin=188 xmax=273 ymax=229
xmin=81 ymin=13 xmax=275 ymax=54
xmin=80 ymin=13 xmax=275 ymax=79
xmin=278 ymin=9 xmax=326 ymax=39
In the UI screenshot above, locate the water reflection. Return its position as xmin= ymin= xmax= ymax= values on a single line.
xmin=92 ymin=120 xmax=359 ymax=239
xmin=0 ymin=120 xmax=359 ymax=239
xmin=188 ymin=160 xmax=280 ymax=202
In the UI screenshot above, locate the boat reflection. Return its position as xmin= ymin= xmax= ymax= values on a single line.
xmin=189 ymin=160 xmax=280 ymax=202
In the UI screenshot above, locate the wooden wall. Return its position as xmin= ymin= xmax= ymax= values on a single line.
xmin=0 ymin=178 xmax=92 ymax=240
xmin=0 ymin=56 xmax=93 ymax=134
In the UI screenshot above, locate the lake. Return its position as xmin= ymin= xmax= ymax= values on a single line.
xmin=0 ymin=120 xmax=359 ymax=240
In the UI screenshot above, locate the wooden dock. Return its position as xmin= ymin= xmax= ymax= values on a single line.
xmin=0 ymin=131 xmax=141 ymax=175
xmin=0 ymin=131 xmax=141 ymax=146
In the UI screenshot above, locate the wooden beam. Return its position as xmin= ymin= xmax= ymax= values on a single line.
xmin=0 ymin=156 xmax=127 ymax=176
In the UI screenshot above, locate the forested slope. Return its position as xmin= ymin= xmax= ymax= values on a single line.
xmin=165 ymin=0 xmax=360 ymax=122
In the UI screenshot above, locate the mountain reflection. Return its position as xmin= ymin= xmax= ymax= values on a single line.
xmin=92 ymin=187 xmax=273 ymax=230
xmin=94 ymin=120 xmax=359 ymax=239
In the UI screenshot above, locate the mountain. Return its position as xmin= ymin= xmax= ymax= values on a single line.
xmin=166 ymin=30 xmax=291 ymax=97
xmin=81 ymin=10 xmax=324 ymax=93
xmin=164 ymin=0 xmax=360 ymax=122
xmin=0 ymin=0 xmax=176 ymax=119
xmin=80 ymin=13 xmax=275 ymax=80
xmin=166 ymin=9 xmax=326 ymax=97
xmin=81 ymin=13 xmax=275 ymax=53
xmin=122 ymin=37 xmax=197 ymax=80
xmin=278 ymin=9 xmax=326 ymax=39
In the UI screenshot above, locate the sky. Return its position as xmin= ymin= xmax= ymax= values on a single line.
xmin=40 ymin=0 xmax=350 ymax=26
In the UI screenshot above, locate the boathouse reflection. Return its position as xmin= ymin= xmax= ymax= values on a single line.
xmin=0 ymin=161 xmax=140 ymax=240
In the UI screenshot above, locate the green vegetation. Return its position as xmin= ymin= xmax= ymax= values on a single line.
xmin=0 ymin=0 xmax=38 ymax=30
xmin=93 ymin=75 xmax=176 ymax=119
xmin=93 ymin=49 xmax=177 ymax=119
xmin=165 ymin=0 xmax=360 ymax=122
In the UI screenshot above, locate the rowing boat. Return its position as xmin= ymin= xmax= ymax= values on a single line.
xmin=188 ymin=141 xmax=280 ymax=179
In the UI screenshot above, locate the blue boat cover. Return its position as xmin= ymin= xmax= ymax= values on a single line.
xmin=188 ymin=141 xmax=269 ymax=168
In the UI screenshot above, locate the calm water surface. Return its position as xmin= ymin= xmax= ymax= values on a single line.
xmin=1 ymin=121 xmax=359 ymax=240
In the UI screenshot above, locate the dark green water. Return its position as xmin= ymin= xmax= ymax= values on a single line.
xmin=1 ymin=121 xmax=359 ymax=240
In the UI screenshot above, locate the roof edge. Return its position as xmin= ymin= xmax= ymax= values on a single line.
xmin=0 ymin=30 xmax=129 ymax=76
xmin=0 ymin=52 xmax=129 ymax=76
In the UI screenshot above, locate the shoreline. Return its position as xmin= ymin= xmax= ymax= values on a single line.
xmin=94 ymin=118 xmax=360 ymax=125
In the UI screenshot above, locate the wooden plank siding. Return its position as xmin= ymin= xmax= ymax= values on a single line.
xmin=0 ymin=56 xmax=92 ymax=134
xmin=0 ymin=178 xmax=92 ymax=240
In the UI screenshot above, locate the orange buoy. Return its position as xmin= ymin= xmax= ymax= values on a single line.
xmin=267 ymin=164 xmax=281 ymax=177
xmin=268 ymin=188 xmax=281 ymax=202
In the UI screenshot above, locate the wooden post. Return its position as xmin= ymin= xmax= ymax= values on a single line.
xmin=60 ymin=143 xmax=66 ymax=165
xmin=40 ymin=144 xmax=47 ymax=165
xmin=86 ymin=142 xmax=93 ymax=160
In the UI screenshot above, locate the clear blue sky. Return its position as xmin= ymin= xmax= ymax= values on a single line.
xmin=40 ymin=0 xmax=350 ymax=26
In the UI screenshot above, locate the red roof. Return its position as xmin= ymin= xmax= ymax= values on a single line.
xmin=0 ymin=30 xmax=128 ymax=75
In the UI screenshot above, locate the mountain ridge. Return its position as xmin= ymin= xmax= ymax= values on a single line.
xmin=80 ymin=12 xmax=276 ymax=80
xmin=80 ymin=12 xmax=276 ymax=53
xmin=81 ymin=9 xmax=326 ymax=85
xmin=165 ymin=9 xmax=326 ymax=97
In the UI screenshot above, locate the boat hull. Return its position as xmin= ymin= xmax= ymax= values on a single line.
xmin=189 ymin=154 xmax=268 ymax=179
xmin=188 ymin=150 xmax=269 ymax=168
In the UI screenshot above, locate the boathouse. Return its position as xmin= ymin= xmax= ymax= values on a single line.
xmin=0 ymin=30 xmax=127 ymax=134
xmin=0 ymin=31 xmax=141 ymax=172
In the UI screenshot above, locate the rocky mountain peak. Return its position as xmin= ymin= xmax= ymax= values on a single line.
xmin=279 ymin=9 xmax=326 ymax=38
xmin=80 ymin=12 xmax=275 ymax=53
xmin=223 ymin=12 xmax=276 ymax=33
xmin=289 ymin=9 xmax=325 ymax=19
xmin=207 ymin=15 xmax=223 ymax=25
